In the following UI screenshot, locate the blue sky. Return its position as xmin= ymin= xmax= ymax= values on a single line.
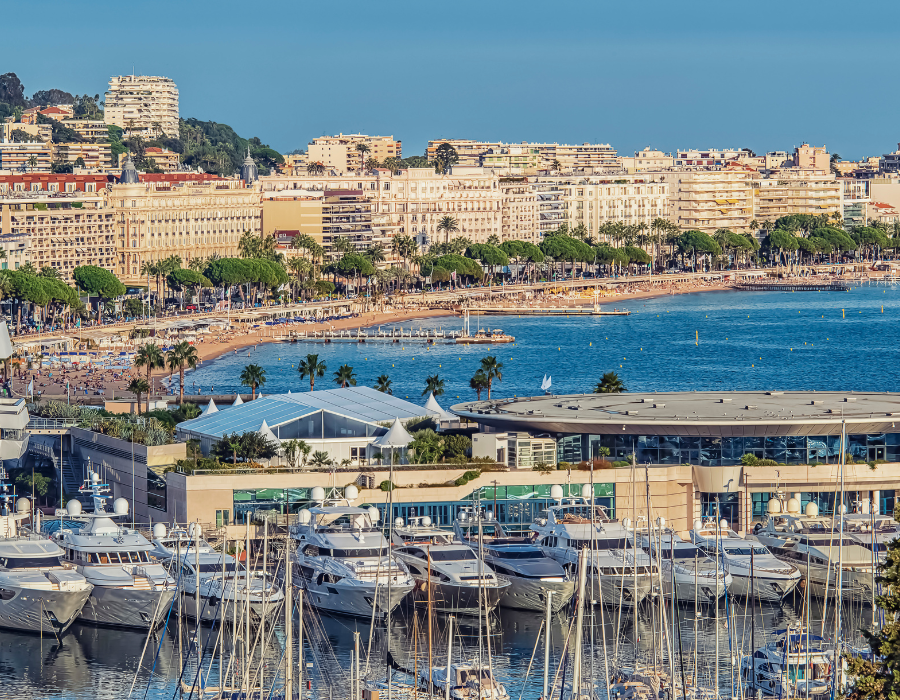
xmin=4 ymin=0 xmax=897 ymax=160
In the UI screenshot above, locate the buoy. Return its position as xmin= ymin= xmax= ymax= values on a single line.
xmin=842 ymin=309 xmax=845 ymax=318
xmin=590 ymin=342 xmax=592 ymax=346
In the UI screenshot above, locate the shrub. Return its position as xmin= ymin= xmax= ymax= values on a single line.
xmin=612 ymin=460 xmax=630 ymax=468
xmin=532 ymin=462 xmax=554 ymax=475
xmin=454 ymin=469 xmax=481 ymax=486
xmin=379 ymin=480 xmax=395 ymax=492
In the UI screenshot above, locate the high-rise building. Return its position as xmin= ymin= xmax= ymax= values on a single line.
xmin=104 ymin=75 xmax=179 ymax=138
xmin=307 ymin=134 xmax=402 ymax=172
xmin=652 ymin=166 xmax=756 ymax=233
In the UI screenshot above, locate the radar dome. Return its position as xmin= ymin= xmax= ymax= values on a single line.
xmin=839 ymin=504 xmax=847 ymax=514
xmin=550 ymin=485 xmax=564 ymax=500
xmin=622 ymin=517 xmax=632 ymax=530
xmin=152 ymin=523 xmax=167 ymax=538
xmin=367 ymin=507 xmax=380 ymax=523
xmin=581 ymin=484 xmax=592 ymax=498
xmin=421 ymin=516 xmax=432 ymax=527
xmin=786 ymin=498 xmax=801 ymax=514
xmin=311 ymin=487 xmax=326 ymax=502
xmin=188 ymin=522 xmax=202 ymax=538
xmin=394 ymin=517 xmax=404 ymax=528
xmin=66 ymin=499 xmax=83 ymax=516
xmin=656 ymin=516 xmax=666 ymax=528
xmin=15 ymin=497 xmax=30 ymax=513
xmin=91 ymin=472 xmax=100 ymax=484
xmin=297 ymin=509 xmax=311 ymax=525
xmin=344 ymin=484 xmax=359 ymax=501
xmin=113 ymin=498 xmax=129 ymax=515
xmin=693 ymin=519 xmax=703 ymax=531
xmin=767 ymin=498 xmax=782 ymax=514
xmin=719 ymin=519 xmax=728 ymax=530
xmin=805 ymin=502 xmax=819 ymax=517
xmin=458 ymin=511 xmax=468 ymax=522
xmin=485 ymin=511 xmax=493 ymax=521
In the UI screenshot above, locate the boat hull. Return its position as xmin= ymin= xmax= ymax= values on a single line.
xmin=296 ymin=572 xmax=413 ymax=619
xmin=727 ymin=571 xmax=800 ymax=602
xmin=80 ymin=586 xmax=176 ymax=629
xmin=411 ymin=579 xmax=508 ymax=615
xmin=499 ymin=576 xmax=575 ymax=612
xmin=0 ymin=585 xmax=91 ymax=635
xmin=591 ymin=572 xmax=654 ymax=607
xmin=181 ymin=589 xmax=281 ymax=625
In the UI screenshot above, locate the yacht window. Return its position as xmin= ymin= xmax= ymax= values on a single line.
xmin=181 ymin=565 xmax=194 ymax=577
xmin=329 ymin=548 xmax=387 ymax=558
xmin=0 ymin=556 xmax=64 ymax=568
xmin=99 ymin=553 xmax=110 ymax=564
xmin=197 ymin=563 xmax=242 ymax=573
xmin=724 ymin=546 xmax=769 ymax=556
xmin=429 ymin=549 xmax=478 ymax=562
xmin=121 ymin=552 xmax=134 ymax=563
xmin=494 ymin=549 xmax=544 ymax=559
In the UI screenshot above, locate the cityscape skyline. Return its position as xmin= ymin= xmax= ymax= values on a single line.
xmin=5 ymin=0 xmax=899 ymax=159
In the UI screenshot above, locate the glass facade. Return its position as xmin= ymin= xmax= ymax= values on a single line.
xmin=233 ymin=487 xmax=313 ymax=523
xmin=558 ymin=433 xmax=900 ymax=466
xmin=147 ymin=469 xmax=167 ymax=512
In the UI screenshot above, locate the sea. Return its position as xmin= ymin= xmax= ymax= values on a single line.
xmin=2 ymin=285 xmax=892 ymax=698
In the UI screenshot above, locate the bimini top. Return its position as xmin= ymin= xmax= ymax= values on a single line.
xmin=451 ymin=390 xmax=900 ymax=437
xmin=177 ymin=386 xmax=440 ymax=441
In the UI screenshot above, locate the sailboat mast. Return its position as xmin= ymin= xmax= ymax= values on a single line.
xmin=195 ymin=523 xmax=202 ymax=676
xmin=445 ymin=615 xmax=454 ymax=700
xmin=835 ymin=420 xmax=846 ymax=695
xmin=571 ymin=546 xmax=589 ymax=698
xmin=285 ymin=536 xmax=293 ymax=700
xmin=244 ymin=518 xmax=251 ymax=695
xmin=715 ymin=501 xmax=720 ymax=696
xmin=543 ymin=591 xmax=552 ymax=700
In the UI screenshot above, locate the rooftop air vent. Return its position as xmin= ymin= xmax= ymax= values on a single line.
xmin=626 ymin=410 xmax=639 ymax=415
xmin=654 ymin=403 xmax=666 ymax=408
xmin=718 ymin=398 xmax=732 ymax=403
xmin=811 ymin=400 xmax=823 ymax=405
xmin=745 ymin=405 xmax=757 ymax=410
xmin=844 ymin=397 xmax=856 ymax=402
xmin=766 ymin=391 xmax=783 ymax=396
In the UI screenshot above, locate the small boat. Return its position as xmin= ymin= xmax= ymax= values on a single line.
xmin=455 ymin=328 xmax=515 ymax=344
xmin=420 ymin=662 xmax=509 ymax=700
xmin=741 ymin=627 xmax=833 ymax=697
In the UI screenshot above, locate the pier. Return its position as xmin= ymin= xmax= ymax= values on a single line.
xmin=288 ymin=327 xmax=463 ymax=342
xmin=467 ymin=306 xmax=630 ymax=316
xmin=735 ymin=282 xmax=851 ymax=292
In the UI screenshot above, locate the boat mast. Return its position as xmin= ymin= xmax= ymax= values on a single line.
xmin=244 ymin=518 xmax=251 ymax=696
xmin=715 ymin=499 xmax=720 ymax=696
xmin=194 ymin=522 xmax=202 ymax=685
xmin=445 ymin=615 xmax=454 ymax=700
xmin=542 ymin=591 xmax=552 ymax=700
xmin=571 ymin=546 xmax=589 ymax=699
xmin=834 ymin=420 xmax=846 ymax=698
xmin=285 ymin=533 xmax=292 ymax=700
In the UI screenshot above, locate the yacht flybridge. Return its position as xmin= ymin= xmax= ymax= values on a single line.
xmin=530 ymin=497 xmax=655 ymax=606
xmin=690 ymin=518 xmax=800 ymax=602
xmin=0 ymin=469 xmax=92 ymax=635
xmin=289 ymin=486 xmax=414 ymax=619
xmin=51 ymin=473 xmax=176 ymax=629
xmin=636 ymin=525 xmax=731 ymax=603
xmin=453 ymin=506 xmax=574 ymax=612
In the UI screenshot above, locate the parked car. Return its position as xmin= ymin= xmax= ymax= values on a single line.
xmin=186 ymin=304 xmax=198 ymax=311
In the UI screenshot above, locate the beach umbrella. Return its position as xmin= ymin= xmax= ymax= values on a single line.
xmin=0 ymin=322 xmax=12 ymax=360
xmin=232 ymin=394 xmax=244 ymax=407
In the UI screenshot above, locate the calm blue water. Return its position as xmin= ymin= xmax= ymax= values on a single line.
xmin=180 ymin=285 xmax=900 ymax=402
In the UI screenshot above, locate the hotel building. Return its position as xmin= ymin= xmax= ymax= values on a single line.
xmin=307 ymin=134 xmax=401 ymax=172
xmin=426 ymin=140 xmax=619 ymax=172
xmin=753 ymin=169 xmax=841 ymax=222
xmin=104 ymin=75 xmax=179 ymax=138
xmin=652 ymin=166 xmax=756 ymax=233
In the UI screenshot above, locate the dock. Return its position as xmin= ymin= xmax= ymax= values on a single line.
xmin=467 ymin=307 xmax=630 ymax=316
xmin=735 ymin=282 xmax=851 ymax=292
xmin=289 ymin=327 xmax=462 ymax=343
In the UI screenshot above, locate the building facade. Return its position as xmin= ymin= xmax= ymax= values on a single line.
xmin=653 ymin=166 xmax=756 ymax=233
xmin=307 ymin=134 xmax=401 ymax=172
xmin=54 ymin=142 xmax=113 ymax=170
xmin=426 ymin=140 xmax=619 ymax=171
xmin=620 ymin=148 xmax=674 ymax=172
xmin=753 ymin=169 xmax=841 ymax=222
xmin=0 ymin=143 xmax=53 ymax=173
xmin=104 ymin=75 xmax=179 ymax=138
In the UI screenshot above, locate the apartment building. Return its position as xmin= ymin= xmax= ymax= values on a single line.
xmin=499 ymin=178 xmax=539 ymax=243
xmin=674 ymin=149 xmax=748 ymax=167
xmin=307 ymin=134 xmax=401 ymax=172
xmin=426 ymin=140 xmax=618 ymax=171
xmin=753 ymin=169 xmax=841 ymax=223
xmin=792 ymin=143 xmax=829 ymax=171
xmin=54 ymin=142 xmax=113 ymax=169
xmin=620 ymin=148 xmax=674 ymax=172
xmin=63 ymin=119 xmax=110 ymax=141
xmin=104 ymin=75 xmax=179 ymax=138
xmin=881 ymin=145 xmax=900 ymax=174
xmin=482 ymin=146 xmax=541 ymax=173
xmin=0 ymin=175 xmax=116 ymax=277
xmin=557 ymin=176 xmax=669 ymax=235
xmin=0 ymin=143 xmax=52 ymax=173
xmin=1 ymin=121 xmax=51 ymax=143
xmin=652 ymin=166 xmax=756 ymax=233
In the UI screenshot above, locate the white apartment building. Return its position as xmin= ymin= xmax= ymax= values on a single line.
xmin=558 ymin=176 xmax=669 ymax=235
xmin=427 ymin=140 xmax=618 ymax=171
xmin=307 ymin=134 xmax=401 ymax=172
xmin=674 ymin=149 xmax=748 ymax=167
xmin=620 ymin=148 xmax=674 ymax=172
xmin=104 ymin=75 xmax=179 ymax=138
xmin=753 ymin=169 xmax=841 ymax=223
xmin=652 ymin=167 xmax=756 ymax=233
xmin=499 ymin=178 xmax=539 ymax=243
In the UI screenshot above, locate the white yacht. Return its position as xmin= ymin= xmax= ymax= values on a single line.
xmin=51 ymin=473 xmax=176 ymax=629
xmin=288 ymin=487 xmax=413 ymax=619
xmin=690 ymin=518 xmax=800 ymax=602
xmin=741 ymin=627 xmax=833 ymax=698
xmin=453 ymin=507 xmax=575 ymax=612
xmin=753 ymin=496 xmax=877 ymax=601
xmin=149 ymin=526 xmax=283 ymax=625
xmin=392 ymin=516 xmax=510 ymax=615
xmin=530 ymin=498 xmax=655 ymax=606
xmin=420 ymin=662 xmax=510 ymax=700
xmin=842 ymin=509 xmax=900 ymax=562
xmin=637 ymin=526 xmax=731 ymax=603
xmin=0 ymin=479 xmax=92 ymax=635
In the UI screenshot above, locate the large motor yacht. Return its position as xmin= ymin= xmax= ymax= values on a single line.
xmin=741 ymin=627 xmax=833 ymax=698
xmin=453 ymin=506 xmax=574 ymax=612
xmin=752 ymin=495 xmax=877 ymax=601
xmin=841 ymin=507 xmax=900 ymax=562
xmin=637 ymin=525 xmax=731 ymax=603
xmin=51 ymin=473 xmax=176 ymax=629
xmin=0 ymin=473 xmax=92 ymax=635
xmin=689 ymin=518 xmax=800 ymax=602
xmin=392 ymin=516 xmax=510 ymax=615
xmin=149 ymin=525 xmax=283 ymax=625
xmin=288 ymin=486 xmax=414 ymax=619
xmin=530 ymin=497 xmax=655 ymax=606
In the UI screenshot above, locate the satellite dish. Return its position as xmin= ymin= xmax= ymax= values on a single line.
xmin=297 ymin=509 xmax=311 ymax=525
xmin=66 ymin=500 xmax=83 ymax=516
xmin=311 ymin=487 xmax=326 ymax=502
xmin=152 ymin=523 xmax=167 ymax=538
xmin=621 ymin=517 xmax=631 ymax=530
xmin=839 ymin=504 xmax=847 ymax=514
xmin=786 ymin=498 xmax=801 ymax=514
xmin=719 ymin=519 xmax=728 ymax=530
xmin=16 ymin=497 xmax=30 ymax=513
xmin=394 ymin=517 xmax=404 ymax=528
xmin=421 ymin=516 xmax=432 ymax=527
xmin=767 ymin=498 xmax=782 ymax=514
xmin=344 ymin=484 xmax=359 ymax=501
xmin=657 ymin=516 xmax=666 ymax=528
xmin=458 ymin=511 xmax=468 ymax=522
xmin=580 ymin=484 xmax=592 ymax=499
xmin=485 ymin=511 xmax=493 ymax=521
xmin=550 ymin=485 xmax=563 ymax=500
xmin=805 ymin=502 xmax=819 ymax=517
xmin=367 ymin=507 xmax=380 ymax=523
xmin=693 ymin=519 xmax=702 ymax=532
xmin=113 ymin=498 xmax=129 ymax=515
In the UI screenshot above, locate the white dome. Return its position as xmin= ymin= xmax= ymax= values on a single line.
xmin=485 ymin=511 xmax=493 ymax=521
xmin=786 ymin=498 xmax=801 ymax=514
xmin=580 ymin=484 xmax=592 ymax=499
xmin=91 ymin=472 xmax=100 ymax=484
xmin=656 ymin=516 xmax=666 ymax=529
xmin=693 ymin=519 xmax=702 ymax=531
xmin=152 ymin=523 xmax=167 ymax=538
xmin=66 ymin=499 xmax=83 ymax=516
xmin=311 ymin=487 xmax=326 ymax=502
xmin=719 ymin=519 xmax=728 ymax=530
xmin=421 ymin=516 xmax=432 ymax=527
xmin=839 ymin=504 xmax=847 ymax=514
xmin=188 ymin=522 xmax=202 ymax=538
xmin=113 ymin=498 xmax=129 ymax=516
xmin=550 ymin=485 xmax=563 ymax=500
xmin=458 ymin=511 xmax=468 ymax=522
xmin=394 ymin=517 xmax=404 ymax=528
xmin=15 ymin=497 xmax=30 ymax=513
xmin=767 ymin=498 xmax=782 ymax=514
xmin=297 ymin=509 xmax=311 ymax=525
xmin=621 ymin=517 xmax=632 ymax=530
xmin=367 ymin=507 xmax=380 ymax=523
xmin=344 ymin=484 xmax=359 ymax=501
xmin=805 ymin=502 xmax=819 ymax=517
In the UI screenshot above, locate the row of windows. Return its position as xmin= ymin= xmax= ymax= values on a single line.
xmin=65 ymin=548 xmax=151 ymax=564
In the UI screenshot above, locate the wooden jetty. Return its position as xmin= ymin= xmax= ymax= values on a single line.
xmin=735 ymin=282 xmax=851 ymax=292
xmin=467 ymin=306 xmax=630 ymax=316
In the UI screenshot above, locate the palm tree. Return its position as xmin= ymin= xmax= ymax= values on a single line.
xmin=479 ymin=355 xmax=503 ymax=399
xmin=127 ymin=378 xmax=150 ymax=415
xmin=309 ymin=450 xmax=332 ymax=468
xmin=306 ymin=161 xmax=325 ymax=175
xmin=593 ymin=371 xmax=626 ymax=394
xmin=436 ymin=215 xmax=460 ymax=245
xmin=239 ymin=363 xmax=266 ymax=399
xmin=27 ymin=155 xmax=37 ymax=172
xmin=551 ymin=159 xmax=562 ymax=172
xmin=469 ymin=370 xmax=489 ymax=400
xmin=423 ymin=374 xmax=446 ymax=397
xmin=333 ymin=364 xmax=357 ymax=388
xmin=374 ymin=374 xmax=392 ymax=394
xmin=133 ymin=342 xmax=165 ymax=413
xmin=166 ymin=341 xmax=199 ymax=404
xmin=297 ymin=353 xmax=327 ymax=391
xmin=356 ymin=143 xmax=370 ymax=171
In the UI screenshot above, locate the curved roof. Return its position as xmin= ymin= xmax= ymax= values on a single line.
xmin=119 ymin=153 xmax=140 ymax=184
xmin=451 ymin=391 xmax=900 ymax=437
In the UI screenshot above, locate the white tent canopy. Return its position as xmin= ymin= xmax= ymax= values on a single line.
xmin=424 ymin=392 xmax=452 ymax=422
xmin=258 ymin=419 xmax=279 ymax=444
xmin=372 ymin=417 xmax=413 ymax=449
xmin=232 ymin=394 xmax=244 ymax=407
xmin=203 ymin=398 xmax=218 ymax=415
